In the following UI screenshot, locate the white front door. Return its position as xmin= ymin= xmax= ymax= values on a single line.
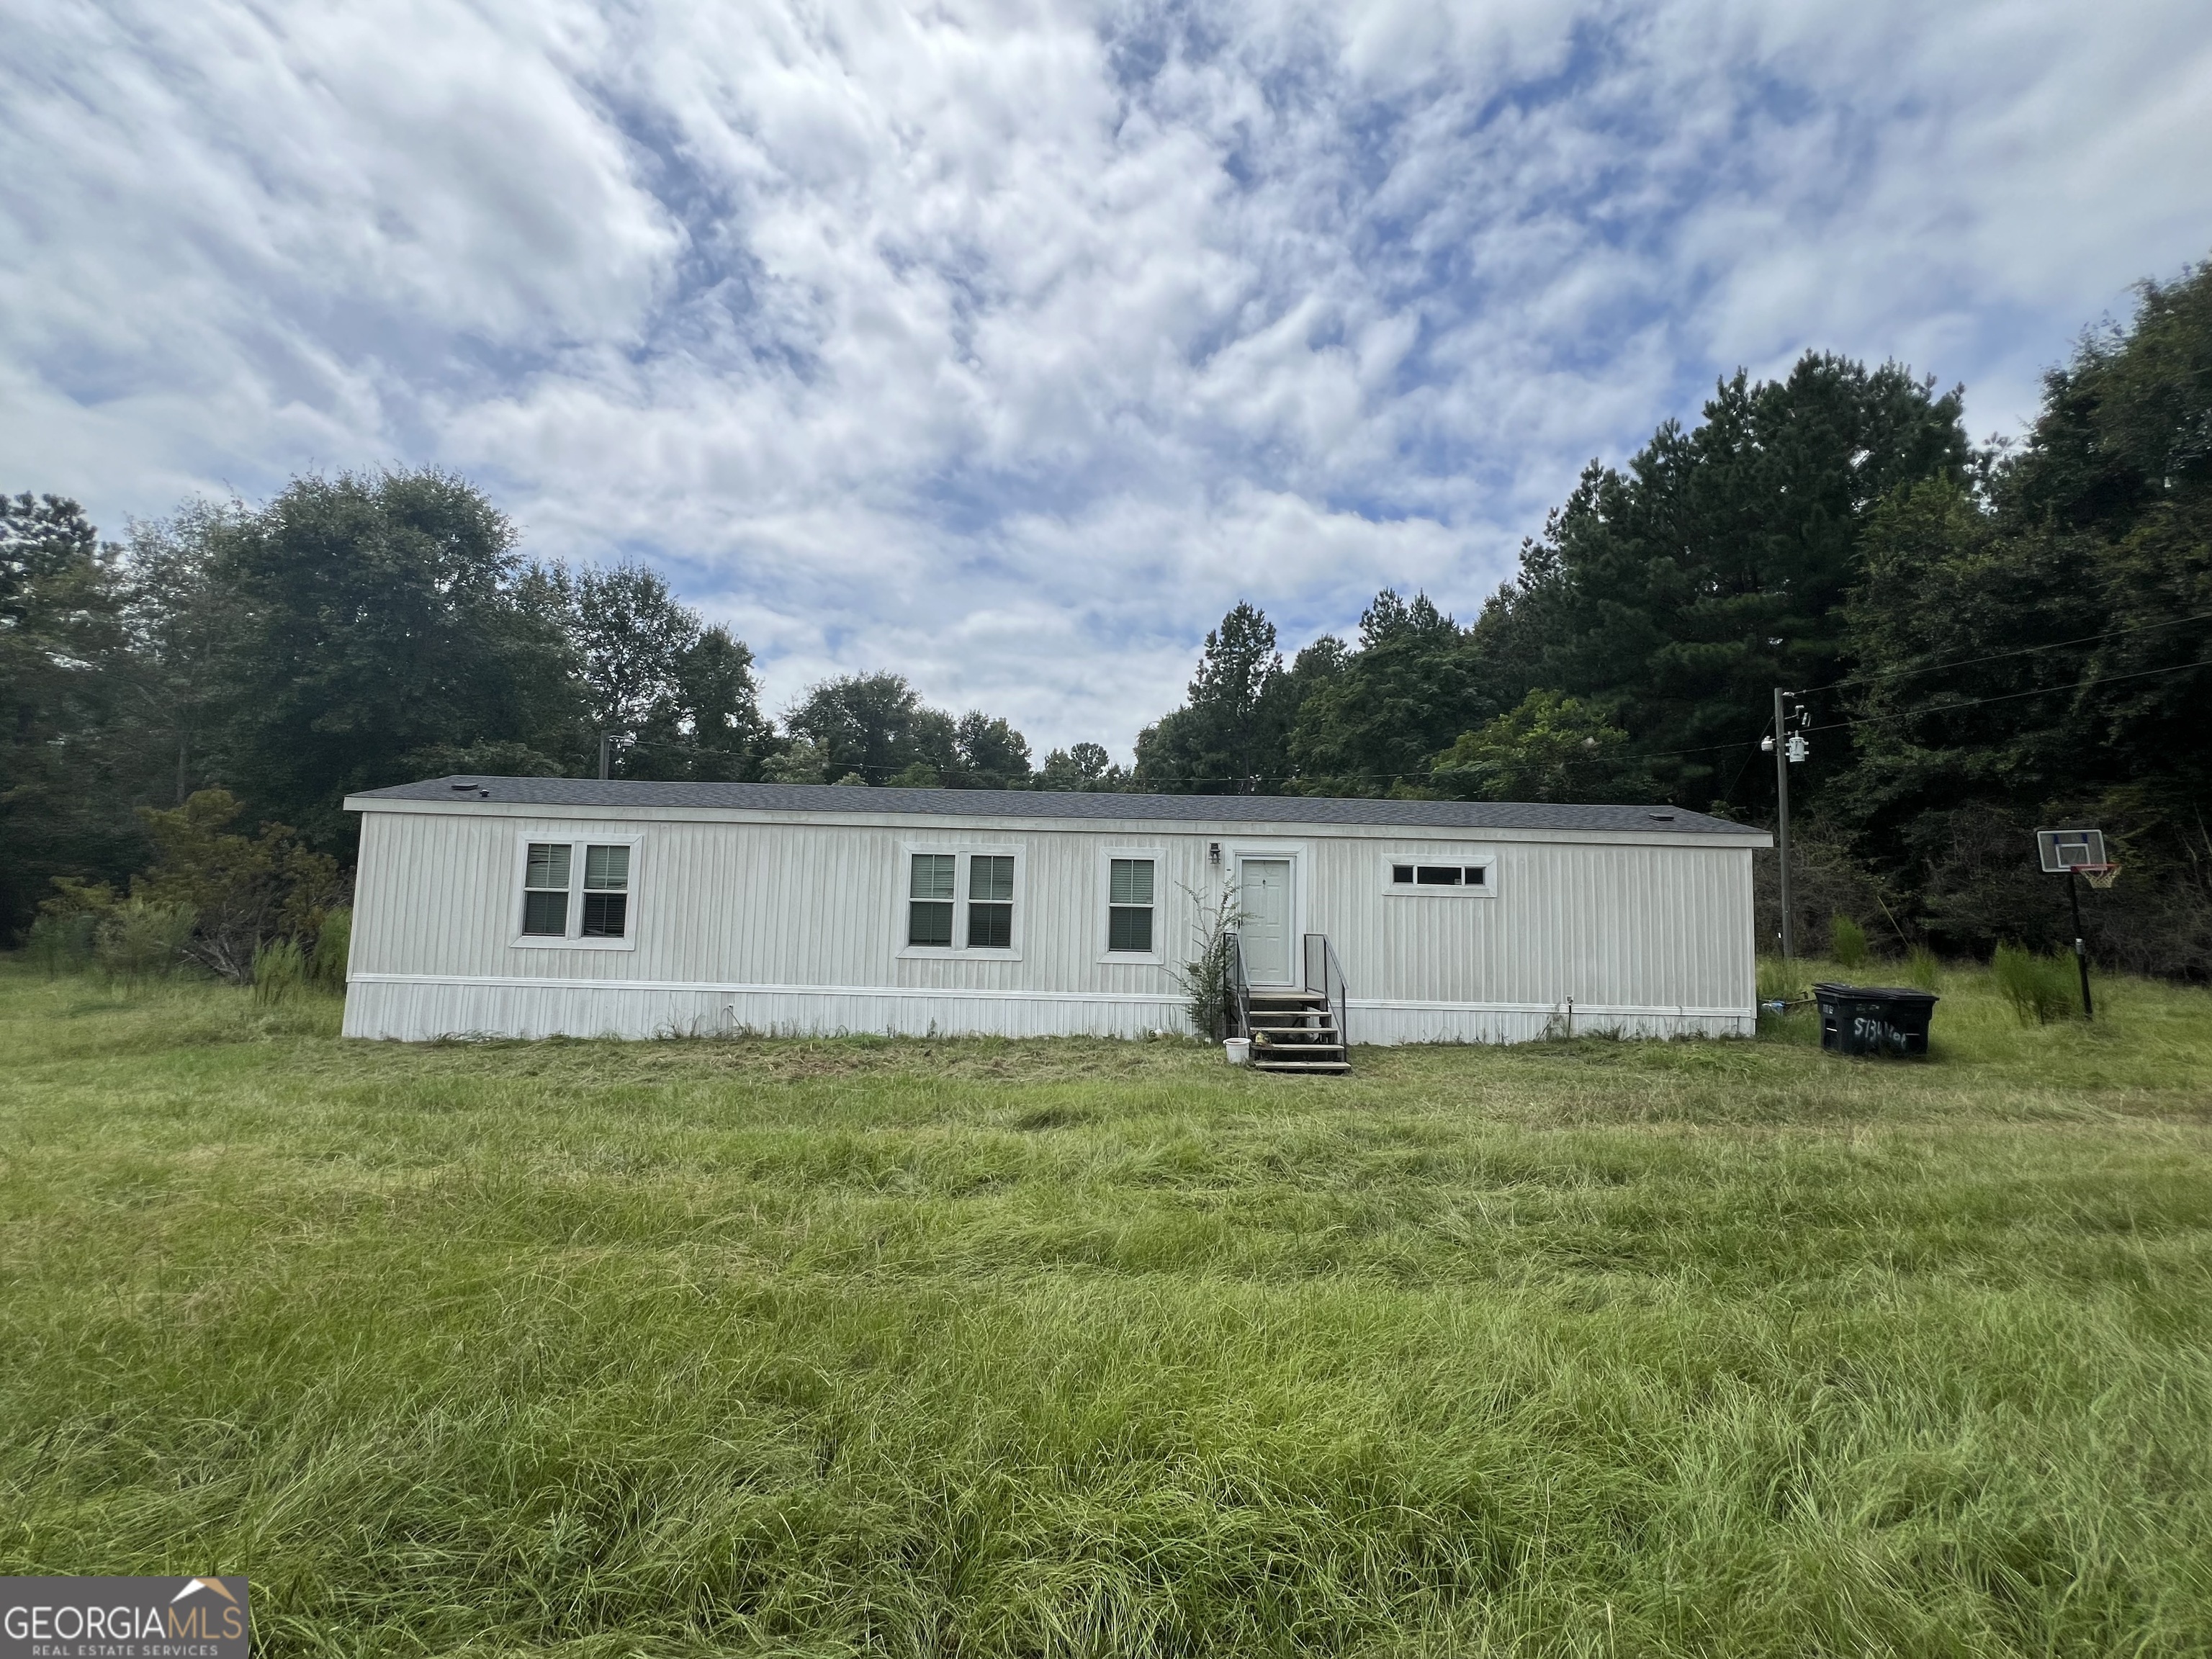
xmin=1238 ymin=858 xmax=1294 ymax=984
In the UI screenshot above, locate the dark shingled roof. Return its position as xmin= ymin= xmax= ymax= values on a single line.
xmin=351 ymin=776 xmax=1762 ymax=837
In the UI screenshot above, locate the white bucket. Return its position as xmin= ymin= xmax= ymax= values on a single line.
xmin=1223 ymin=1038 xmax=1251 ymax=1066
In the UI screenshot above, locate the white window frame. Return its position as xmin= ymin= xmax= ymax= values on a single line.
xmin=1096 ymin=845 xmax=1166 ymax=965
xmin=1380 ymin=850 xmax=1498 ymax=899
xmin=896 ymin=840 xmax=1025 ymax=961
xmin=511 ymin=831 xmax=644 ymax=950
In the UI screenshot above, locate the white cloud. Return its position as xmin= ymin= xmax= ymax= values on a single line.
xmin=2 ymin=0 xmax=2208 ymax=755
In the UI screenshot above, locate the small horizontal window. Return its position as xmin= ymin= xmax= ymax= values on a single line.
xmin=1390 ymin=860 xmax=1491 ymax=893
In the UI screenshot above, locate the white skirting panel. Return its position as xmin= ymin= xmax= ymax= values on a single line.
xmin=342 ymin=977 xmax=1190 ymax=1041
xmin=1344 ymin=999 xmax=1754 ymax=1045
xmin=343 ymin=974 xmax=1753 ymax=1044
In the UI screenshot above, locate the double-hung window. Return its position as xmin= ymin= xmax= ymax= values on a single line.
xmin=523 ymin=843 xmax=571 ymax=935
xmin=1107 ymin=858 xmax=1154 ymax=952
xmin=967 ymin=855 xmax=1014 ymax=948
xmin=582 ymin=845 xmax=630 ymax=936
xmin=902 ymin=846 xmax=1021 ymax=956
xmin=909 ymin=854 xmax=956 ymax=947
xmin=516 ymin=835 xmax=641 ymax=947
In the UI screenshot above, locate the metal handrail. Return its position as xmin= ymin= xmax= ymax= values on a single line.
xmin=1301 ymin=932 xmax=1350 ymax=1054
xmin=1225 ymin=929 xmax=1252 ymax=1041
xmin=1326 ymin=935 xmax=1349 ymax=1053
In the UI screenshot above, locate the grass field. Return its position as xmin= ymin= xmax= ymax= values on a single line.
xmin=4 ymin=959 xmax=2211 ymax=1657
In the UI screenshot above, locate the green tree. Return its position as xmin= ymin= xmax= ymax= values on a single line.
xmin=1485 ymin=353 xmax=1972 ymax=811
xmin=1831 ymin=262 xmax=2212 ymax=972
xmin=667 ymin=626 xmax=772 ymax=781
xmin=208 ymin=469 xmax=580 ymax=849
xmin=116 ymin=503 xmax=234 ymax=809
xmin=0 ymin=493 xmax=135 ymax=938
xmin=1430 ymin=690 xmax=1651 ymax=804
xmin=786 ymin=673 xmax=954 ymax=784
xmin=567 ymin=561 xmax=702 ymax=747
xmin=948 ymin=711 xmax=1033 ymax=789
xmin=1038 ymin=741 xmax=1128 ymax=791
xmin=1135 ymin=603 xmax=1291 ymax=793
xmin=1288 ymin=592 xmax=1483 ymax=793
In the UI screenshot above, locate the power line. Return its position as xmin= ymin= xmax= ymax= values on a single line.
xmin=1802 ymin=655 xmax=2210 ymax=736
xmin=596 ymin=648 xmax=2207 ymax=796
xmin=1808 ymin=608 xmax=2212 ymax=695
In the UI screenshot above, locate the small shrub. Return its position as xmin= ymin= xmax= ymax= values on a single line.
xmin=1830 ymin=913 xmax=1869 ymax=970
xmin=133 ymin=789 xmax=345 ymax=982
xmin=92 ymin=901 xmax=197 ymax=986
xmin=1757 ymin=957 xmax=1808 ymax=1006
xmin=1172 ymin=886 xmax=1245 ymax=1040
xmin=25 ymin=912 xmax=97 ymax=978
xmin=1992 ymin=941 xmax=2077 ymax=1025
xmin=310 ymin=907 xmax=351 ymax=991
xmin=252 ymin=937 xmax=307 ymax=1007
xmin=1905 ymin=945 xmax=1942 ymax=992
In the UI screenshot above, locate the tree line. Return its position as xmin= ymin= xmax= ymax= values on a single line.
xmin=0 ymin=470 xmax=1125 ymax=940
xmin=1130 ymin=262 xmax=2212 ymax=975
xmin=5 ymin=261 xmax=2207 ymax=972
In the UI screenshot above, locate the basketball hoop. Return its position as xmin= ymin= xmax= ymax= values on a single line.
xmin=2033 ymin=828 xmax=2111 ymax=1020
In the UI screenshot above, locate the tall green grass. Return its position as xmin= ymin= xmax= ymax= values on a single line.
xmin=1905 ymin=943 xmax=1943 ymax=991
xmin=2 ymin=960 xmax=2210 ymax=1655
xmin=1829 ymin=912 xmax=1868 ymax=968
xmin=1992 ymin=940 xmax=2082 ymax=1025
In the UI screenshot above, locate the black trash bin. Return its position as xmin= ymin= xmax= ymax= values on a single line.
xmin=1812 ymin=983 xmax=1939 ymax=1058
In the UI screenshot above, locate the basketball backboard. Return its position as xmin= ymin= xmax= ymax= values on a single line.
xmin=2036 ymin=828 xmax=2107 ymax=873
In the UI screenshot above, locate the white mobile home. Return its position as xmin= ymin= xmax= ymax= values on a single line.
xmin=341 ymin=778 xmax=1769 ymax=1049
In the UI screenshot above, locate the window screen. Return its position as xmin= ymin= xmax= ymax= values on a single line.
xmin=909 ymin=854 xmax=956 ymax=948
xmin=1107 ymin=858 xmax=1154 ymax=953
xmin=967 ymin=855 xmax=1015 ymax=950
xmin=581 ymin=843 xmax=630 ymax=938
xmin=523 ymin=842 xmax=570 ymax=935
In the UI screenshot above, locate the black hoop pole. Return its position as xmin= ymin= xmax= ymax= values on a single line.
xmin=2067 ymin=869 xmax=2093 ymax=1020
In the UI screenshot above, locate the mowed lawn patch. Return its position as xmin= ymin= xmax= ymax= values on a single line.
xmin=3 ymin=961 xmax=2211 ymax=1657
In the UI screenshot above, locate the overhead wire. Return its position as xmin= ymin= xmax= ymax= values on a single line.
xmin=591 ymin=628 xmax=2208 ymax=793
xmin=1803 ymin=607 xmax=2212 ymax=694
xmin=1797 ymin=654 xmax=2210 ymax=736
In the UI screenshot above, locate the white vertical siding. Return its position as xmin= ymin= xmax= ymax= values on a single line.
xmin=343 ymin=806 xmax=1758 ymax=1043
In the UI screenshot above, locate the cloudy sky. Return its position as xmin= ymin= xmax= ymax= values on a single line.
xmin=5 ymin=1 xmax=2210 ymax=756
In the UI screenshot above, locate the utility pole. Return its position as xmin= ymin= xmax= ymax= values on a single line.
xmin=598 ymin=732 xmax=611 ymax=781
xmin=1771 ymin=688 xmax=1794 ymax=960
